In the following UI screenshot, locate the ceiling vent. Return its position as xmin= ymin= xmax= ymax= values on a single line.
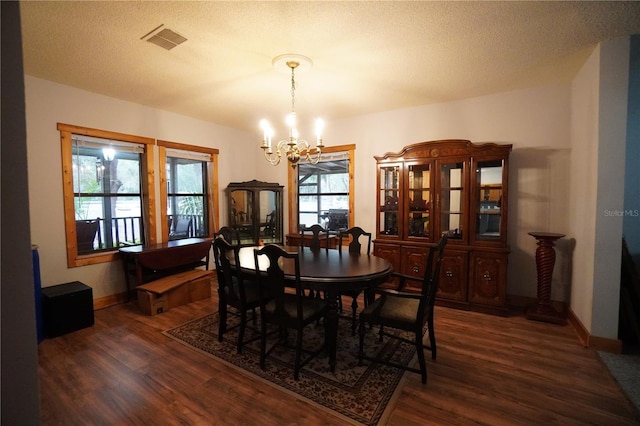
xmin=141 ymin=25 xmax=187 ymax=50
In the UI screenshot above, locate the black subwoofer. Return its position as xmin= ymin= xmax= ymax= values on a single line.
xmin=42 ymin=281 xmax=94 ymax=338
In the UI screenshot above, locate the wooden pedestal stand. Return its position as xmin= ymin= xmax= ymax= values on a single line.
xmin=527 ymin=232 xmax=566 ymax=324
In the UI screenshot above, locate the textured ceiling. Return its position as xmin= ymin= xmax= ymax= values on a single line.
xmin=19 ymin=1 xmax=640 ymax=136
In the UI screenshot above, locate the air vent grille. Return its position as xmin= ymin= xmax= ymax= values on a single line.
xmin=142 ymin=26 xmax=187 ymax=51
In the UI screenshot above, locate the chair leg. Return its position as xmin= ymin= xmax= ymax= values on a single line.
xmin=350 ymin=296 xmax=359 ymax=335
xmin=358 ymin=320 xmax=366 ymax=365
xmin=415 ymin=328 xmax=427 ymax=384
xmin=237 ymin=310 xmax=246 ymax=354
xmin=259 ymin=319 xmax=267 ymax=371
xmin=378 ymin=325 xmax=384 ymax=343
xmin=218 ymin=305 xmax=227 ymax=342
xmin=294 ymin=327 xmax=303 ymax=380
xmin=428 ymin=318 xmax=437 ymax=360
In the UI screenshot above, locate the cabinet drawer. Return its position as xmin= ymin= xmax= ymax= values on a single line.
xmin=468 ymin=252 xmax=507 ymax=306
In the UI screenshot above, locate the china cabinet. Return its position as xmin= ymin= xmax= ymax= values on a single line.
xmin=374 ymin=140 xmax=512 ymax=315
xmin=226 ymin=180 xmax=284 ymax=245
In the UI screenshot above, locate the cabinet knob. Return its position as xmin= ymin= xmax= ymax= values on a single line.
xmin=445 ymin=270 xmax=453 ymax=278
xmin=413 ymin=266 xmax=419 ymax=274
xmin=483 ymin=272 xmax=492 ymax=281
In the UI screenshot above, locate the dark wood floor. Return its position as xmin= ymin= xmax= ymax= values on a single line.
xmin=38 ymin=288 xmax=640 ymax=425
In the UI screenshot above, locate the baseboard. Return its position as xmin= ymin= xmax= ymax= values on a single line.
xmin=567 ymin=307 xmax=590 ymax=347
xmin=93 ymin=291 xmax=129 ymax=310
xmin=507 ymin=294 xmax=622 ymax=353
xmin=588 ymin=335 xmax=623 ymax=353
xmin=566 ymin=307 xmax=623 ymax=353
xmin=507 ymin=294 xmax=567 ymax=313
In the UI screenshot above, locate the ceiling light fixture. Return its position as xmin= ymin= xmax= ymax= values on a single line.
xmin=260 ymin=54 xmax=324 ymax=166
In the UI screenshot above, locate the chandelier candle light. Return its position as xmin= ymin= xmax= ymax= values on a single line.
xmin=260 ymin=54 xmax=324 ymax=165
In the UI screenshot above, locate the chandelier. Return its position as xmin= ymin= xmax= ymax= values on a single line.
xmin=260 ymin=54 xmax=324 ymax=166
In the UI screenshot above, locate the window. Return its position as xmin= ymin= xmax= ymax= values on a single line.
xmin=288 ymin=145 xmax=355 ymax=233
xmin=58 ymin=123 xmax=155 ymax=267
xmin=158 ymin=140 xmax=219 ymax=242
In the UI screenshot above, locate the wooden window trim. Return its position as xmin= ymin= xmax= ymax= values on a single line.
xmin=58 ymin=123 xmax=155 ymax=267
xmin=287 ymin=144 xmax=356 ymax=235
xmin=157 ymin=140 xmax=219 ymax=242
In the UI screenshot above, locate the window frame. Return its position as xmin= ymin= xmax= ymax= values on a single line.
xmin=287 ymin=144 xmax=355 ymax=235
xmin=58 ymin=123 xmax=156 ymax=267
xmin=157 ymin=140 xmax=219 ymax=243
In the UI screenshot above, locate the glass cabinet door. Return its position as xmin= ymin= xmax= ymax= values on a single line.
xmin=379 ymin=165 xmax=400 ymax=236
xmin=406 ymin=163 xmax=432 ymax=240
xmin=475 ymin=159 xmax=504 ymax=240
xmin=258 ymin=189 xmax=280 ymax=244
xmin=229 ymin=189 xmax=254 ymax=244
xmin=438 ymin=161 xmax=465 ymax=240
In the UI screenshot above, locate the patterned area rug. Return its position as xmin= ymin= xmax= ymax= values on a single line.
xmin=164 ymin=311 xmax=420 ymax=425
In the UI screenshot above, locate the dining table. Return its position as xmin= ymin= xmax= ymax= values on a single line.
xmin=234 ymin=245 xmax=393 ymax=371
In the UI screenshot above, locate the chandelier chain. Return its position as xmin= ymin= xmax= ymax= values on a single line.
xmin=259 ymin=54 xmax=324 ymax=166
xmin=290 ymin=66 xmax=296 ymax=113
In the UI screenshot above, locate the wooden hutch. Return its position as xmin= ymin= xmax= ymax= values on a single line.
xmin=374 ymin=140 xmax=512 ymax=315
xmin=226 ymin=180 xmax=284 ymax=245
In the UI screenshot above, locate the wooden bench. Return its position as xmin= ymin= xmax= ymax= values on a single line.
xmin=137 ymin=269 xmax=213 ymax=315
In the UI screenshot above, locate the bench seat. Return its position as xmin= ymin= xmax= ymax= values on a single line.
xmin=137 ymin=269 xmax=213 ymax=315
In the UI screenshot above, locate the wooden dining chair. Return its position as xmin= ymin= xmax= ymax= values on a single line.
xmin=358 ymin=233 xmax=448 ymax=384
xmin=338 ymin=226 xmax=372 ymax=256
xmin=253 ymin=244 xmax=328 ymax=380
xmin=212 ymin=236 xmax=263 ymax=354
xmin=338 ymin=226 xmax=373 ymax=334
xmin=301 ymin=224 xmax=330 ymax=251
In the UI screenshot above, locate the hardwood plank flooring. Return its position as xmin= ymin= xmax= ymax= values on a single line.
xmin=38 ymin=288 xmax=640 ymax=425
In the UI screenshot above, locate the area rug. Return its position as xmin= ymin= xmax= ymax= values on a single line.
xmin=163 ymin=311 xmax=421 ymax=425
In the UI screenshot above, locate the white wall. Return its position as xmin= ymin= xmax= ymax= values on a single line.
xmin=592 ymin=39 xmax=629 ymax=337
xmin=25 ymin=76 xmax=254 ymax=298
xmin=569 ymin=39 xmax=630 ymax=337
xmin=26 ymin=42 xmax=629 ymax=339
xmin=326 ymin=84 xmax=573 ymax=301
xmin=569 ymin=45 xmax=601 ymax=332
xmin=24 ymin=76 xmax=574 ymax=303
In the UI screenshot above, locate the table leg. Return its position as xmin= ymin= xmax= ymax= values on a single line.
xmin=121 ymin=253 xmax=133 ymax=301
xmin=325 ymin=290 xmax=340 ymax=372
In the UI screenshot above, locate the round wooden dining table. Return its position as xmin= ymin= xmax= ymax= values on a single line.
xmin=235 ymin=245 xmax=393 ymax=371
